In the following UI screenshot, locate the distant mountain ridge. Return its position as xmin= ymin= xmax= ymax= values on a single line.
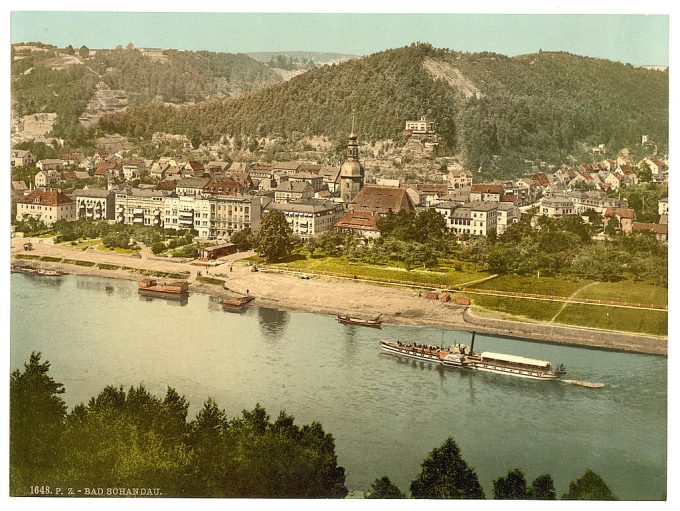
xmin=99 ymin=43 xmax=668 ymax=176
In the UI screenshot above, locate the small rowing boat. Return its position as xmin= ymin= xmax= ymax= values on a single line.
xmin=336 ymin=313 xmax=382 ymax=328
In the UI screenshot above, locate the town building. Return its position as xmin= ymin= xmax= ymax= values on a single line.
xmin=36 ymin=159 xmax=64 ymax=171
xmin=604 ymin=208 xmax=635 ymax=235
xmin=264 ymin=199 xmax=344 ymax=240
xmin=175 ymin=177 xmax=210 ymax=197
xmin=539 ymin=196 xmax=575 ymax=218
xmin=659 ymin=198 xmax=669 ymax=216
xmin=632 ymin=222 xmax=668 ymax=242
xmin=274 ymin=181 xmax=314 ymax=203
xmin=449 ymin=169 xmax=473 ymax=189
xmin=211 ymin=195 xmax=261 ymax=239
xmin=164 ymin=195 xmax=213 ymax=238
xmin=115 ymin=189 xmax=174 ymax=227
xmin=16 ymin=188 xmax=76 ymax=225
xmin=74 ymin=189 xmax=116 ymax=221
xmin=469 ymin=184 xmax=503 ymax=203
xmin=339 ymin=120 xmax=365 ymax=202
xmin=448 ymin=202 xmax=498 ymax=237
xmin=11 ymin=149 xmax=36 ymax=167
xmin=334 ymin=210 xmax=381 ymax=238
xmin=496 ymin=202 xmax=521 ymax=235
xmin=348 ymin=185 xmax=416 ymax=216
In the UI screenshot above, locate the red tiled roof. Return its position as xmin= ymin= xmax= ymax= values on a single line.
xmin=604 ymin=207 xmax=635 ymax=219
xmin=335 ymin=211 xmax=380 ymax=231
xmin=350 ymin=186 xmax=416 ymax=215
xmin=18 ymin=188 xmax=73 ymax=207
xmin=632 ymin=222 xmax=668 ymax=235
xmin=471 ymin=184 xmax=503 ymax=194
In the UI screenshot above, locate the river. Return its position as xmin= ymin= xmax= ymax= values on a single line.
xmin=10 ymin=273 xmax=667 ymax=500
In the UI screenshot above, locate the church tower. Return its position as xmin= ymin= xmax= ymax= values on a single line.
xmin=339 ymin=113 xmax=365 ymax=203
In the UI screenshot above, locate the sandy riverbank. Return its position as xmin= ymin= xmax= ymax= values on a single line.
xmin=11 ymin=238 xmax=667 ymax=355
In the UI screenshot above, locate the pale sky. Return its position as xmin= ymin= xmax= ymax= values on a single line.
xmin=10 ymin=11 xmax=669 ymax=66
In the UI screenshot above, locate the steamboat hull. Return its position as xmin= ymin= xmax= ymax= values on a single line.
xmin=380 ymin=341 xmax=562 ymax=381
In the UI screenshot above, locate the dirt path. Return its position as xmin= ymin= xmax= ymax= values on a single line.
xmin=550 ymin=282 xmax=597 ymax=323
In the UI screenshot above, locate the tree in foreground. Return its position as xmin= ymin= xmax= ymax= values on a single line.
xmin=493 ymin=468 xmax=529 ymax=499
xmin=10 ymin=352 xmax=67 ymax=494
xmin=530 ymin=473 xmax=557 ymax=499
xmin=410 ymin=437 xmax=485 ymax=499
xmin=561 ymin=469 xmax=617 ymax=500
xmin=256 ymin=210 xmax=294 ymax=262
xmin=364 ymin=476 xmax=405 ymax=499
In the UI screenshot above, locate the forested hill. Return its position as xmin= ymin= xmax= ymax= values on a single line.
xmin=11 ymin=42 xmax=282 ymax=140
xmin=98 ymin=44 xmax=668 ymax=176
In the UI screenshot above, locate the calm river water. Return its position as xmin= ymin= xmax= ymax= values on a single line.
xmin=10 ymin=273 xmax=667 ymax=499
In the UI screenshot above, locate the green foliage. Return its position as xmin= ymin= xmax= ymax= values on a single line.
xmin=571 ymin=243 xmax=631 ymax=281
xmin=562 ymin=469 xmax=617 ymax=500
xmin=410 ymin=437 xmax=485 ymax=499
xmin=365 ymin=476 xmax=406 ymax=498
xmin=493 ymin=468 xmax=529 ymax=499
xmin=10 ymin=355 xmax=349 ymax=498
xmin=230 ymin=228 xmax=254 ymax=251
xmin=151 ymin=241 xmax=167 ymax=255
xmin=11 ymin=44 xmax=281 ymax=142
xmin=196 ymin=276 xmax=225 ymax=286
xmin=102 ymin=232 xmax=132 ymax=250
xmin=98 ymin=45 xmax=668 ymax=175
xmin=530 ymin=474 xmax=557 ymax=499
xmin=617 ymin=182 xmax=667 ymax=223
xmin=256 ymin=210 xmax=294 ymax=262
xmin=10 ymin=352 xmax=67 ymax=494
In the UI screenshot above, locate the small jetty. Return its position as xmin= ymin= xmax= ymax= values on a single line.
xmin=336 ymin=314 xmax=383 ymax=328
xmin=138 ymin=278 xmax=189 ymax=300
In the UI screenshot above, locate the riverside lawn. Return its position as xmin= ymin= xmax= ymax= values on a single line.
xmin=260 ymin=252 xmax=667 ymax=336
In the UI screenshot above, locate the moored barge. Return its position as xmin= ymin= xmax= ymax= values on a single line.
xmin=138 ymin=278 xmax=189 ymax=299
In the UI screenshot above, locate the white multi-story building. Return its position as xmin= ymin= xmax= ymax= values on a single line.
xmin=264 ymin=199 xmax=344 ymax=240
xmin=164 ymin=195 xmax=213 ymax=238
xmin=115 ymin=189 xmax=174 ymax=227
xmin=539 ymin=196 xmax=575 ymax=218
xmin=496 ymin=202 xmax=521 ymax=235
xmin=74 ymin=189 xmax=116 ymax=221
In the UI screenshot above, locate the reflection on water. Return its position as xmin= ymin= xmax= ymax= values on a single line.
xmin=19 ymin=274 xmax=65 ymax=288
xmin=77 ymin=278 xmax=133 ymax=298
xmin=257 ymin=307 xmax=290 ymax=337
xmin=138 ymin=294 xmax=189 ymax=306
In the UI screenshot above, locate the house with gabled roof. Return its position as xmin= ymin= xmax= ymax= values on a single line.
xmin=16 ymin=188 xmax=76 ymax=225
xmin=604 ymin=207 xmax=635 ymax=234
xmin=348 ymin=185 xmax=416 ymax=215
xmin=335 ymin=210 xmax=381 ymax=239
xmin=274 ymin=181 xmax=314 ymax=203
xmin=632 ymin=222 xmax=668 ymax=242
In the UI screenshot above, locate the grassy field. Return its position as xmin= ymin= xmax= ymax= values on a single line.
xmin=470 ymin=274 xmax=585 ymax=297
xmin=471 ymin=295 xmax=563 ymax=322
xmin=554 ymin=304 xmax=667 ymax=336
xmin=272 ymin=255 xmax=491 ymax=288
xmin=574 ymin=281 xmax=667 ymax=307
xmin=472 ymin=294 xmax=667 ymax=336
xmin=96 ymin=245 xmax=140 ymax=255
xmin=62 ymin=238 xmax=102 ymax=250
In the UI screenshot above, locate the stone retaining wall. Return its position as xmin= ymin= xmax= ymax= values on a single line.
xmin=463 ymin=308 xmax=667 ymax=356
